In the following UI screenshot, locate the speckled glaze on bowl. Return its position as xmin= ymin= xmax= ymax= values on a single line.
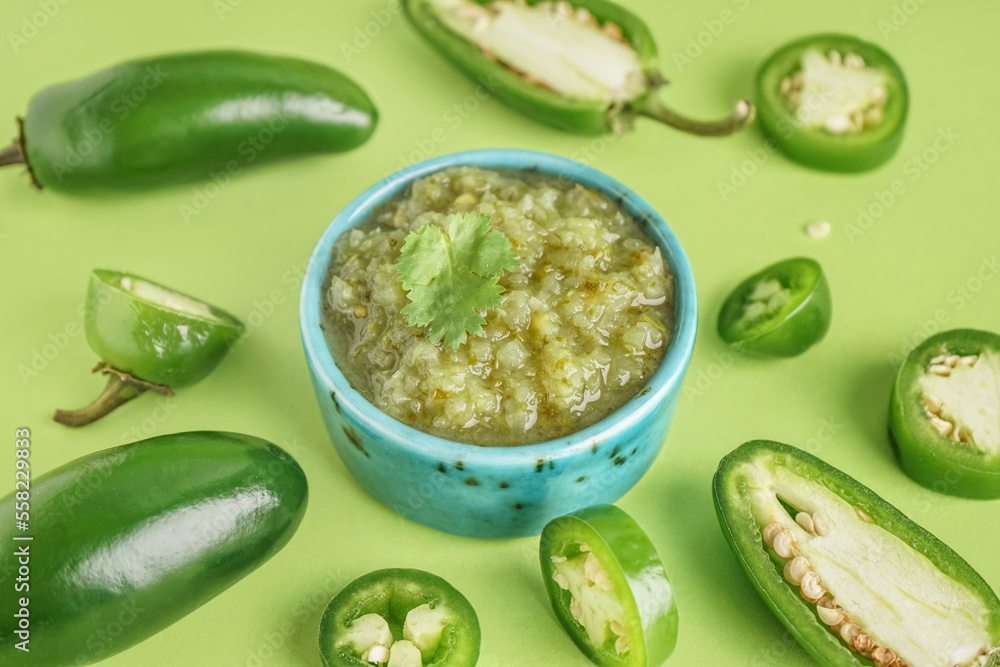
xmin=300 ymin=149 xmax=697 ymax=539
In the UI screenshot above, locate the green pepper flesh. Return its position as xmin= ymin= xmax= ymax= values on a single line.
xmin=540 ymin=504 xmax=678 ymax=667
xmin=756 ymin=34 xmax=908 ymax=172
xmin=404 ymin=0 xmax=753 ymax=136
xmin=714 ymin=440 xmax=1000 ymax=667
xmin=53 ymin=269 xmax=244 ymax=427
xmin=318 ymin=568 xmax=481 ymax=667
xmin=890 ymin=329 xmax=1000 ymax=499
xmin=717 ymin=257 xmax=831 ymax=357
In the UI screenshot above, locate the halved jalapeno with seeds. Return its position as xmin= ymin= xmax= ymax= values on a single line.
xmin=717 ymin=257 xmax=831 ymax=357
xmin=714 ymin=440 xmax=1000 ymax=667
xmin=756 ymin=34 xmax=909 ymax=172
xmin=318 ymin=568 xmax=480 ymax=667
xmin=890 ymin=329 xmax=1000 ymax=499
xmin=540 ymin=504 xmax=678 ymax=667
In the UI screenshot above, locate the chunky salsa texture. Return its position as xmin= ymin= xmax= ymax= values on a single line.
xmin=323 ymin=166 xmax=674 ymax=446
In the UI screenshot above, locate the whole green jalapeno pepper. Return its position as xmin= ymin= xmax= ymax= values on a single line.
xmin=0 ymin=50 xmax=377 ymax=192
xmin=0 ymin=431 xmax=308 ymax=666
xmin=889 ymin=328 xmax=1000 ymax=499
xmin=54 ymin=270 xmax=244 ymax=427
xmin=714 ymin=440 xmax=1000 ymax=667
xmin=403 ymin=0 xmax=753 ymax=136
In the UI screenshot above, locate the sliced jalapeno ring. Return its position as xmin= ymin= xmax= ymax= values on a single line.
xmin=717 ymin=257 xmax=831 ymax=357
xmin=714 ymin=440 xmax=1000 ymax=667
xmin=53 ymin=270 xmax=244 ymax=427
xmin=318 ymin=568 xmax=480 ymax=667
xmin=756 ymin=33 xmax=909 ymax=172
xmin=0 ymin=50 xmax=377 ymax=192
xmin=540 ymin=504 xmax=678 ymax=667
xmin=889 ymin=328 xmax=1000 ymax=499
xmin=404 ymin=0 xmax=753 ymax=136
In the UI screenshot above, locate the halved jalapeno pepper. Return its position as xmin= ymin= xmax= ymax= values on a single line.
xmin=889 ymin=329 xmax=1000 ymax=499
xmin=756 ymin=34 xmax=909 ymax=172
xmin=717 ymin=257 xmax=831 ymax=357
xmin=539 ymin=504 xmax=678 ymax=667
xmin=318 ymin=568 xmax=480 ymax=667
xmin=54 ymin=270 xmax=244 ymax=427
xmin=714 ymin=440 xmax=1000 ymax=667
xmin=404 ymin=0 xmax=753 ymax=136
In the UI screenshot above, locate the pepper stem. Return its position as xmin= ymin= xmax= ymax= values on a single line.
xmin=0 ymin=143 xmax=23 ymax=167
xmin=633 ymin=96 xmax=756 ymax=137
xmin=53 ymin=363 xmax=173 ymax=428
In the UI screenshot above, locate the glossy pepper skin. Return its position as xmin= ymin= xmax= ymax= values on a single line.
xmin=756 ymin=34 xmax=908 ymax=172
xmin=85 ymin=269 xmax=244 ymax=389
xmin=890 ymin=329 xmax=1000 ymax=499
xmin=403 ymin=0 xmax=752 ymax=136
xmin=717 ymin=257 xmax=831 ymax=357
xmin=319 ymin=568 xmax=481 ymax=666
xmin=54 ymin=270 xmax=244 ymax=427
xmin=2 ymin=50 xmax=377 ymax=192
xmin=713 ymin=440 xmax=1000 ymax=667
xmin=539 ymin=504 xmax=678 ymax=667
xmin=0 ymin=431 xmax=309 ymax=666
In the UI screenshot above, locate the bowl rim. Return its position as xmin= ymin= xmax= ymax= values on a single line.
xmin=300 ymin=148 xmax=697 ymax=465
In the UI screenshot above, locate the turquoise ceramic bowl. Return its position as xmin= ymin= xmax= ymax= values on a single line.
xmin=300 ymin=149 xmax=697 ymax=539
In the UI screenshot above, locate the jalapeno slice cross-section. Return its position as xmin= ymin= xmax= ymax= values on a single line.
xmin=714 ymin=440 xmax=1000 ymax=667
xmin=403 ymin=0 xmax=753 ymax=136
xmin=319 ymin=569 xmax=480 ymax=667
xmin=756 ymin=34 xmax=908 ymax=172
xmin=717 ymin=257 xmax=831 ymax=357
xmin=889 ymin=329 xmax=1000 ymax=499
xmin=53 ymin=269 xmax=244 ymax=427
xmin=539 ymin=504 xmax=678 ymax=667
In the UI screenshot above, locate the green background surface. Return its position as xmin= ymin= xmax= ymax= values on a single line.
xmin=2 ymin=0 xmax=998 ymax=665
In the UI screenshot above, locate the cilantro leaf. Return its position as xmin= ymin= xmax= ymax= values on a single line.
xmin=395 ymin=212 xmax=519 ymax=350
